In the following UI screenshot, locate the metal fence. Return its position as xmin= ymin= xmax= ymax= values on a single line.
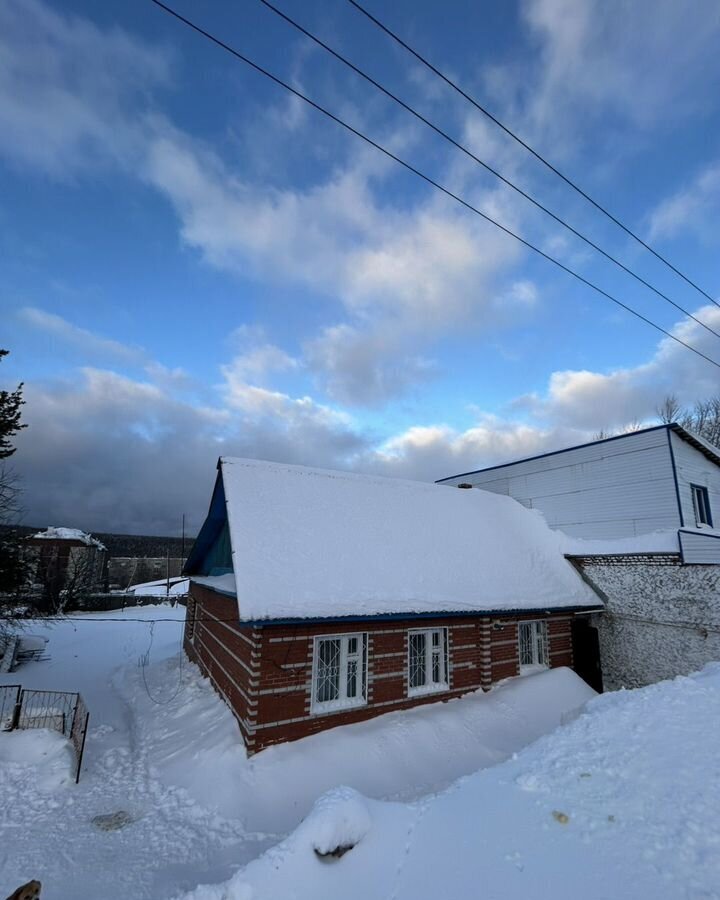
xmin=2 ymin=687 xmax=90 ymax=782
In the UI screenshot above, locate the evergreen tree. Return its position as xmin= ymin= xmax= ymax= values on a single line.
xmin=0 ymin=349 xmax=26 ymax=458
xmin=0 ymin=350 xmax=28 ymax=597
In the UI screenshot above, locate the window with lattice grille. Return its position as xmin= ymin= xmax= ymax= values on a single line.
xmin=312 ymin=633 xmax=367 ymax=713
xmin=407 ymin=628 xmax=448 ymax=695
xmin=518 ymin=620 xmax=549 ymax=670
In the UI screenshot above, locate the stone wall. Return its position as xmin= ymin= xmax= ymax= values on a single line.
xmin=572 ymin=555 xmax=720 ymax=689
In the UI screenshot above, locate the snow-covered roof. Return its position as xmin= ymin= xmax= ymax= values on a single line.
xmin=126 ymin=577 xmax=189 ymax=597
xmin=30 ymin=526 xmax=106 ymax=550
xmin=187 ymin=457 xmax=600 ymax=621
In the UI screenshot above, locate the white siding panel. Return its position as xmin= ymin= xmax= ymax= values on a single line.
xmin=443 ymin=428 xmax=680 ymax=539
xmin=669 ymin=431 xmax=720 ymax=529
xmin=679 ymin=531 xmax=720 ymax=564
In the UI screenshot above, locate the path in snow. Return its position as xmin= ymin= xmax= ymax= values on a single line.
xmin=0 ymin=608 xmax=272 ymax=900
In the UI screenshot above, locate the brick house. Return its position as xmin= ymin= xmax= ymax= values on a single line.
xmin=25 ymin=526 xmax=108 ymax=612
xmin=183 ymin=458 xmax=603 ymax=754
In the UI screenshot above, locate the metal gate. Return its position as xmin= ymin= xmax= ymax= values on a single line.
xmin=2 ymin=687 xmax=90 ymax=782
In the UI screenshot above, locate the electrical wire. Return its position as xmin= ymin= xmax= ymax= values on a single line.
xmin=139 ymin=619 xmax=186 ymax=705
xmin=345 ymin=0 xmax=720 ymax=310
xmin=146 ymin=0 xmax=720 ymax=371
xmin=256 ymin=0 xmax=720 ymax=341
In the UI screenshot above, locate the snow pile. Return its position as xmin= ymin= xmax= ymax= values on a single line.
xmin=180 ymin=664 xmax=720 ymax=900
xmin=0 ymin=728 xmax=75 ymax=792
xmin=299 ymin=788 xmax=372 ymax=857
xmin=30 ymin=526 xmax=106 ymax=549
xmin=561 ymin=529 xmax=681 ymax=556
xmin=562 ymin=525 xmax=720 ymax=557
xmin=127 ymin=662 xmax=594 ymax=833
xmin=208 ymin=457 xmax=599 ymax=620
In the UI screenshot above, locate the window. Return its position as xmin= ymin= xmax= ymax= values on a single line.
xmin=408 ymin=628 xmax=448 ymax=695
xmin=691 ymin=484 xmax=713 ymax=528
xmin=518 ymin=620 xmax=549 ymax=671
xmin=312 ymin=634 xmax=367 ymax=713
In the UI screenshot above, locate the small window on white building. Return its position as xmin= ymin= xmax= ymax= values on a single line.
xmin=518 ymin=620 xmax=549 ymax=672
xmin=691 ymin=484 xmax=713 ymax=528
xmin=408 ymin=628 xmax=448 ymax=695
xmin=312 ymin=634 xmax=367 ymax=713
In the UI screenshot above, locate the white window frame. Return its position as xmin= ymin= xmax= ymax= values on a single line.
xmin=518 ymin=620 xmax=549 ymax=673
xmin=311 ymin=633 xmax=368 ymax=714
xmin=407 ymin=627 xmax=449 ymax=696
xmin=691 ymin=484 xmax=713 ymax=528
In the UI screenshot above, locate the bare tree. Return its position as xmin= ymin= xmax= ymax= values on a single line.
xmin=622 ymin=419 xmax=645 ymax=434
xmin=656 ymin=394 xmax=682 ymax=425
xmin=30 ymin=543 xmax=105 ymax=614
xmin=657 ymin=394 xmax=720 ymax=446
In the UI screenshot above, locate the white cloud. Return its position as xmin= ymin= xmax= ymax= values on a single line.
xmin=15 ymin=365 xmax=367 ymax=534
xmin=141 ymin=124 xmax=522 ymax=328
xmin=304 ymin=323 xmax=437 ymax=407
xmin=368 ymin=419 xmax=581 ymax=481
xmin=522 ymin=0 xmax=720 ymax=138
xmin=0 ymin=0 xmax=539 ymax=405
xmin=19 ymin=307 xmax=143 ymax=363
xmin=647 ymin=162 xmax=720 ymax=241
xmin=0 ymin=0 xmax=172 ymax=176
xmin=514 ymin=305 xmax=720 ymax=430
xmin=14 ymin=303 xmax=720 ymax=531
xmin=223 ymin=344 xmax=299 ymax=385
xmin=18 ymin=307 xmax=192 ymax=389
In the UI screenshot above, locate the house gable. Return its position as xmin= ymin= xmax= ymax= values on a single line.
xmin=184 ymin=470 xmax=233 ymax=577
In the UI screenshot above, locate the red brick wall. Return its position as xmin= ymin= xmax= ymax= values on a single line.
xmin=184 ymin=584 xmax=261 ymax=751
xmin=487 ymin=612 xmax=574 ymax=683
xmin=250 ymin=617 xmax=484 ymax=750
xmin=184 ymin=587 xmax=581 ymax=754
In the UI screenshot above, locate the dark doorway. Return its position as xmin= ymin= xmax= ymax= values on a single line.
xmin=572 ymin=617 xmax=603 ymax=693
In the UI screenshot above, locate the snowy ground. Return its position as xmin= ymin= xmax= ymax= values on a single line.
xmin=184 ymin=667 xmax=720 ymax=900
xmin=0 ymin=607 xmax=594 ymax=900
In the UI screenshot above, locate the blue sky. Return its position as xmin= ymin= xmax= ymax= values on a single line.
xmin=2 ymin=0 xmax=720 ymax=534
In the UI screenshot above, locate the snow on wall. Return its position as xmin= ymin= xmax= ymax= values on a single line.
xmin=575 ymin=557 xmax=720 ymax=689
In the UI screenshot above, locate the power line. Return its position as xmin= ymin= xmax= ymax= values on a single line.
xmin=346 ymin=0 xmax=720 ymax=311
xmin=146 ymin=0 xmax=720 ymax=372
xmin=255 ymin=0 xmax=720 ymax=342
